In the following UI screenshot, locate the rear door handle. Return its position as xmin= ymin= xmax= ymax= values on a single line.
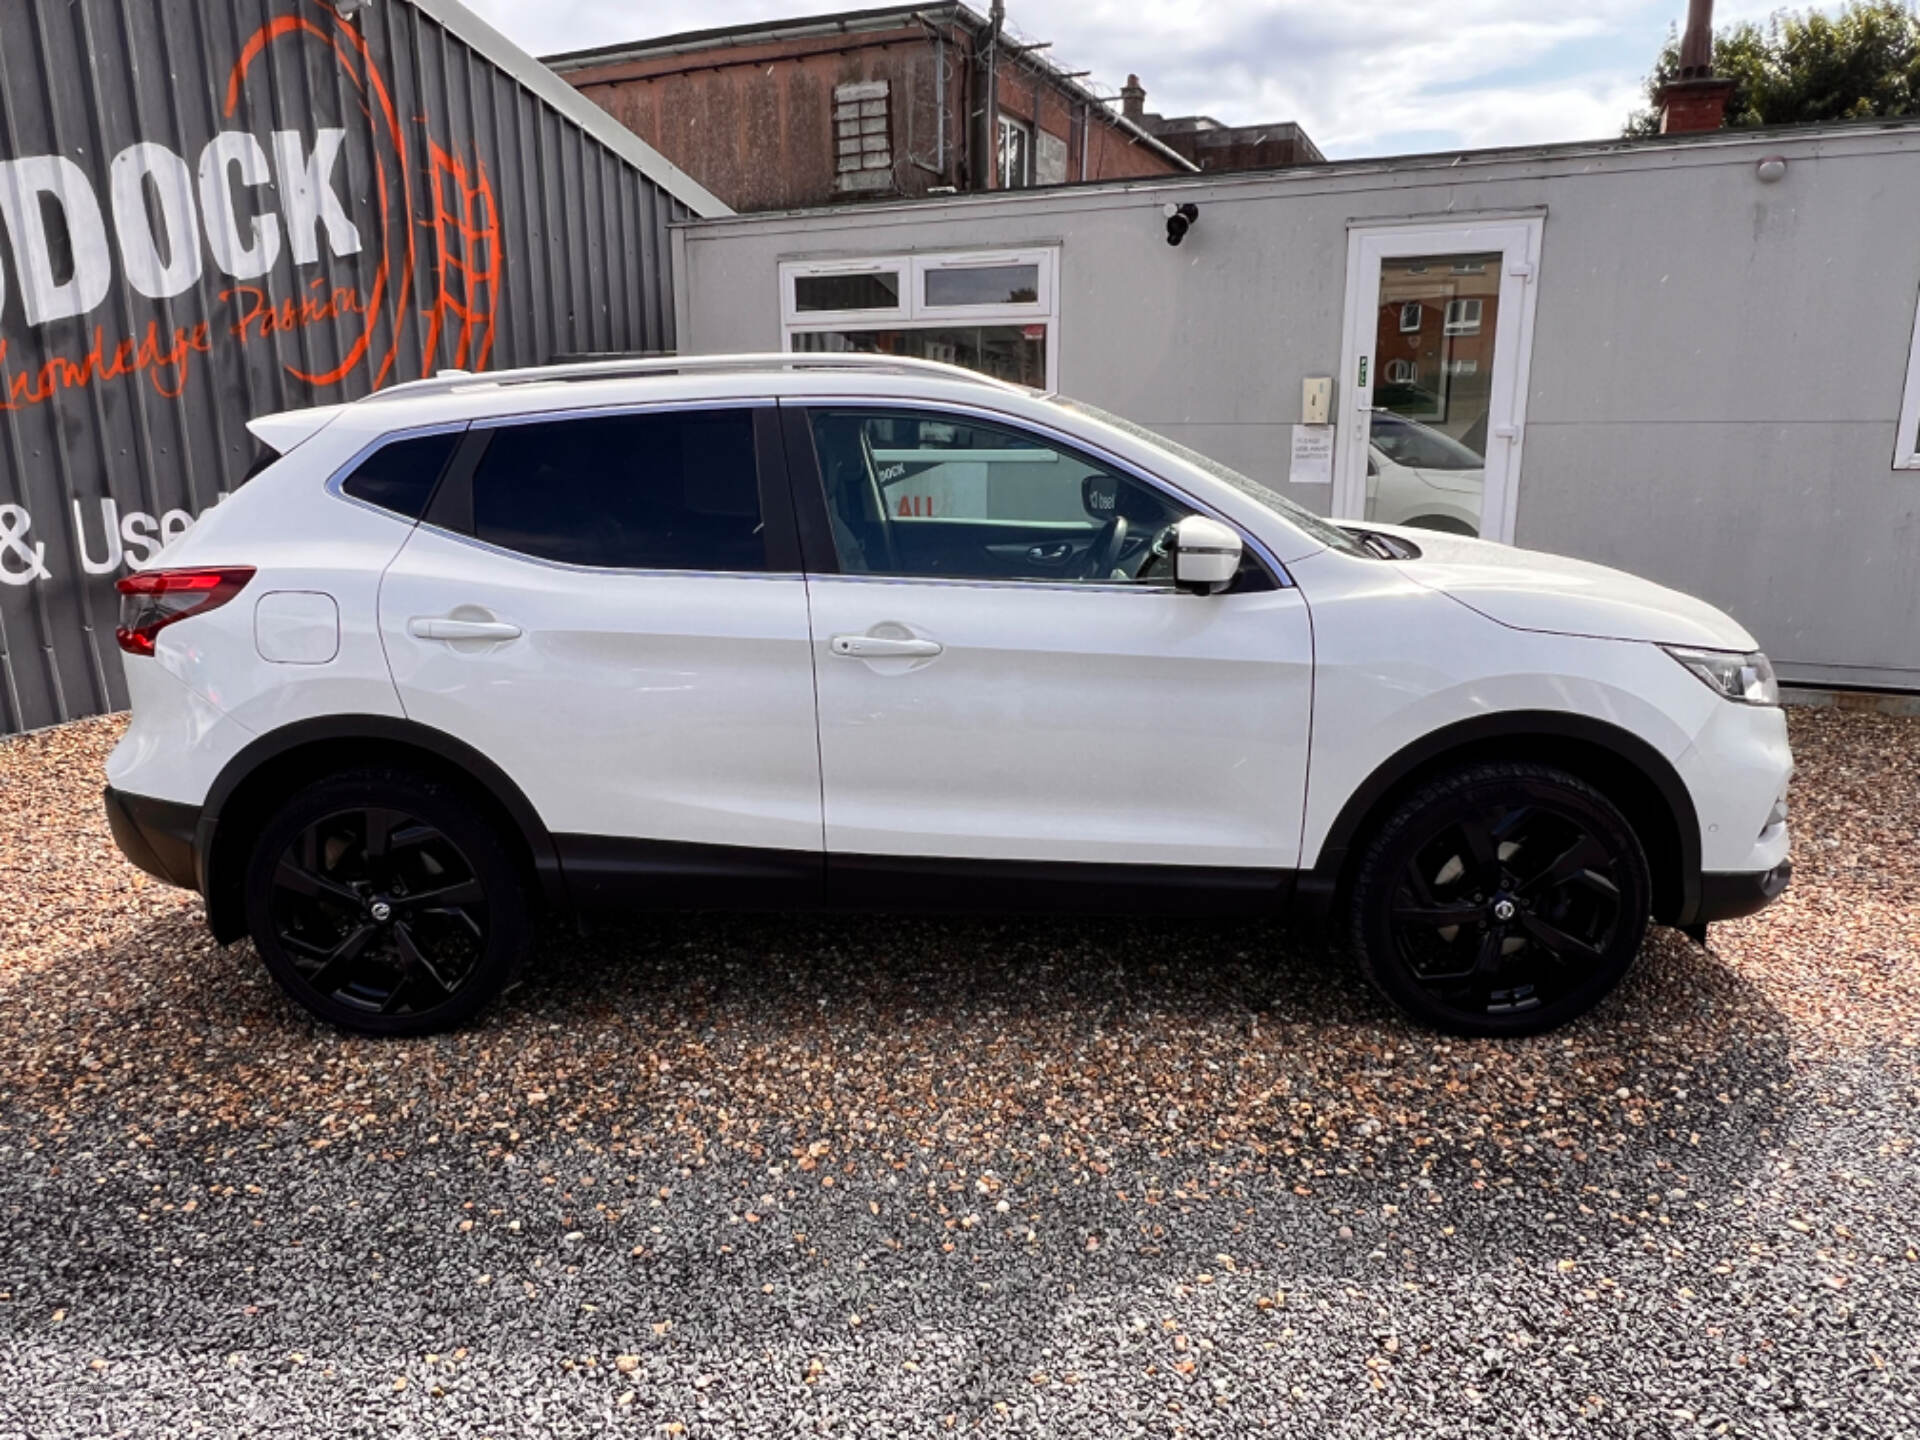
xmin=830 ymin=634 xmax=943 ymax=660
xmin=408 ymin=616 xmax=523 ymax=642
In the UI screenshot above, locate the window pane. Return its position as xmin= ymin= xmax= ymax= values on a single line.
xmin=468 ymin=410 xmax=764 ymax=571
xmin=793 ymin=271 xmax=900 ymax=312
xmin=997 ymin=116 xmax=1031 ymax=188
xmin=807 ymin=408 xmax=1190 ymax=583
xmin=793 ymin=325 xmax=1046 ymax=388
xmin=924 ymin=263 xmax=1041 ymax=307
xmin=341 ymin=432 xmax=461 ymax=519
xmin=1367 ymin=250 xmax=1497 ymax=536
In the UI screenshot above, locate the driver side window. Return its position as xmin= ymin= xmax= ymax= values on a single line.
xmin=805 ymin=408 xmax=1192 ymax=583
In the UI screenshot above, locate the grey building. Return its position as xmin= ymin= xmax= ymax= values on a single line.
xmin=0 ymin=0 xmax=723 ymax=737
xmin=674 ymin=118 xmax=1920 ymax=692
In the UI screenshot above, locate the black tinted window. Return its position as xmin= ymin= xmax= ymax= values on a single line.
xmin=469 ymin=410 xmax=764 ymax=571
xmin=341 ymin=432 xmax=461 ymax=519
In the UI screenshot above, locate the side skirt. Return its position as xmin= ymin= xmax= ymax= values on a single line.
xmin=553 ymin=836 xmax=1296 ymax=918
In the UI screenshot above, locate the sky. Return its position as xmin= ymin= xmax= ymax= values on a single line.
xmin=465 ymin=0 xmax=1817 ymax=159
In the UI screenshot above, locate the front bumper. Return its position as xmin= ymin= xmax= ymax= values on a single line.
xmin=1693 ymin=858 xmax=1792 ymax=924
xmin=103 ymin=786 xmax=203 ymax=892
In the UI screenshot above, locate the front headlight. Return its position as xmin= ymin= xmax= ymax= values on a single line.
xmin=1662 ymin=645 xmax=1780 ymax=705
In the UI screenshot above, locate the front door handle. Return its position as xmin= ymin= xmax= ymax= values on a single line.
xmin=830 ymin=634 xmax=943 ymax=660
xmin=408 ymin=616 xmax=523 ymax=642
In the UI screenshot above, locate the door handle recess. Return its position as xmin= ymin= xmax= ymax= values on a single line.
xmin=408 ymin=616 xmax=523 ymax=642
xmin=830 ymin=634 xmax=943 ymax=660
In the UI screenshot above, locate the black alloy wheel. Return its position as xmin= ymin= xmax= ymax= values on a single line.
xmin=245 ymin=769 xmax=529 ymax=1035
xmin=1349 ymin=762 xmax=1650 ymax=1037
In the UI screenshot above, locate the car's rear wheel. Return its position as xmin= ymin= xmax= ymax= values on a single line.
xmin=243 ymin=768 xmax=529 ymax=1036
xmin=1347 ymin=762 xmax=1650 ymax=1037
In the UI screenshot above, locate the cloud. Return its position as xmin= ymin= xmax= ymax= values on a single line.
xmin=460 ymin=0 xmax=1795 ymax=156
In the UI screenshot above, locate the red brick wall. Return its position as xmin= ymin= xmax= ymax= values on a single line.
xmin=991 ymin=62 xmax=1180 ymax=184
xmin=559 ymin=27 xmax=1183 ymax=212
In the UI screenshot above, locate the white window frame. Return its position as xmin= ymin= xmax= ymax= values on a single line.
xmin=997 ymin=113 xmax=1034 ymax=189
xmin=1444 ymin=297 xmax=1483 ymax=336
xmin=1398 ymin=300 xmax=1423 ymax=334
xmin=1895 ymin=285 xmax=1920 ymax=468
xmin=780 ymin=248 xmax=1060 ymax=388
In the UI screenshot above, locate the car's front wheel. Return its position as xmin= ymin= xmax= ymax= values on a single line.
xmin=1347 ymin=762 xmax=1650 ymax=1036
xmin=243 ymin=767 xmax=530 ymax=1036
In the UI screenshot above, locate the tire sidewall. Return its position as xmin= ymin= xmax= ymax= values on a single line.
xmin=1351 ymin=766 xmax=1651 ymax=1038
xmin=243 ymin=769 xmax=528 ymax=1036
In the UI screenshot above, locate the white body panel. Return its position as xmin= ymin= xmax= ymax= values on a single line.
xmin=1288 ymin=546 xmax=1788 ymax=874
xmin=1375 ymin=525 xmax=1761 ymax=650
xmin=807 ymin=576 xmax=1313 ymax=866
xmin=378 ymin=524 xmax=822 ymax=850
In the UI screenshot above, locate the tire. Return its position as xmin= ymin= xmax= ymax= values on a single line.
xmin=1346 ymin=762 xmax=1650 ymax=1037
xmin=243 ymin=766 xmax=530 ymax=1036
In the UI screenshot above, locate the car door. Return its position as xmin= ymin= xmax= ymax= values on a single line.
xmin=784 ymin=401 xmax=1314 ymax=900
xmin=377 ymin=402 xmax=823 ymax=907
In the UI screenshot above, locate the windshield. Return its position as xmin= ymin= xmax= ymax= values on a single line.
xmin=1368 ymin=414 xmax=1484 ymax=472
xmin=1051 ymin=397 xmax=1369 ymax=557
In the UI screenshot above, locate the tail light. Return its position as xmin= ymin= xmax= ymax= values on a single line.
xmin=115 ymin=567 xmax=255 ymax=656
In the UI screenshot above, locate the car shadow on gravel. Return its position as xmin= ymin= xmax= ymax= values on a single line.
xmin=1 ymin=905 xmax=1795 ymax=1414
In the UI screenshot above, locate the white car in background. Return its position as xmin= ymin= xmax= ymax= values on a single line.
xmin=1366 ymin=412 xmax=1487 ymax=534
xmin=103 ymin=355 xmax=1791 ymax=1040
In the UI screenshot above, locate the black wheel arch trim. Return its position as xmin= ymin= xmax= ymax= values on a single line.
xmin=198 ymin=714 xmax=567 ymax=942
xmin=1299 ymin=710 xmax=1704 ymax=926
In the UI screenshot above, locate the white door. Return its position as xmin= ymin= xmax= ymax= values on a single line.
xmin=1335 ymin=218 xmax=1543 ymax=542
xmin=377 ymin=405 xmax=822 ymax=862
xmin=794 ymin=404 xmax=1314 ymax=871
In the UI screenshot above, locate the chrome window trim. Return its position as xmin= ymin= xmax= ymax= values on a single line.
xmin=806 ymin=572 xmax=1188 ymax=598
xmin=786 ymin=393 xmax=1295 ymax=588
xmin=323 ymin=420 xmax=474 ymax=526
xmin=409 ymin=515 xmax=808 ymax=584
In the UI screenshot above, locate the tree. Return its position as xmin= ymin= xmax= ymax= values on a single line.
xmin=1625 ymin=1 xmax=1920 ymax=135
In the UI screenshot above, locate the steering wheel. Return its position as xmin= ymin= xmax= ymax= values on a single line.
xmin=1082 ymin=514 xmax=1129 ymax=580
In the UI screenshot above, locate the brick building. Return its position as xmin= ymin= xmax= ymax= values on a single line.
xmin=1120 ymin=75 xmax=1324 ymax=172
xmin=544 ymin=3 xmax=1194 ymax=214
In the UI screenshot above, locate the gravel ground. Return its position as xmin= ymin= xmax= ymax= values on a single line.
xmin=1 ymin=708 xmax=1916 ymax=1438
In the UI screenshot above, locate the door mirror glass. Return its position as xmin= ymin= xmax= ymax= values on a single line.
xmin=1173 ymin=516 xmax=1242 ymax=595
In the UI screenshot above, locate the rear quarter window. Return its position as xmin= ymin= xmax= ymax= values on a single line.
xmin=340 ymin=432 xmax=463 ymax=519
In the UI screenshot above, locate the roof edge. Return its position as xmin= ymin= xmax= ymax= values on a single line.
xmin=670 ymin=112 xmax=1920 ymax=228
xmin=543 ymin=3 xmax=973 ymax=69
xmin=410 ymin=0 xmax=732 ymax=217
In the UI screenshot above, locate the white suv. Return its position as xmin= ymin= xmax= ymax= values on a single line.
xmin=103 ymin=356 xmax=1792 ymax=1038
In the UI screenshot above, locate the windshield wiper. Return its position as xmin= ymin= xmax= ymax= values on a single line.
xmin=1341 ymin=527 xmax=1421 ymax=561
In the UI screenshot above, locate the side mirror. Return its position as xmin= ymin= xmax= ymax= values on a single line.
xmin=1173 ymin=515 xmax=1242 ymax=595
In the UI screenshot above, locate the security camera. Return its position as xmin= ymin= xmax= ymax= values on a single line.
xmin=333 ymin=0 xmax=371 ymax=17
xmin=1163 ymin=201 xmax=1199 ymax=246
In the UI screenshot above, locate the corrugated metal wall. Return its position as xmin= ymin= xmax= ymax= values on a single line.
xmin=0 ymin=0 xmax=693 ymax=735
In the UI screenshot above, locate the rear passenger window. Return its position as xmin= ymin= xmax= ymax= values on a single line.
xmin=340 ymin=432 xmax=462 ymax=519
xmin=466 ymin=409 xmax=764 ymax=571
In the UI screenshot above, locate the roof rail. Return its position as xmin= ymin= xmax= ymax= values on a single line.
xmin=360 ymin=352 xmax=1027 ymax=404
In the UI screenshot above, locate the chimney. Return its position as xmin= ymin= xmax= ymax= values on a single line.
xmin=1657 ymin=0 xmax=1735 ymax=133
xmin=1120 ymin=74 xmax=1146 ymax=122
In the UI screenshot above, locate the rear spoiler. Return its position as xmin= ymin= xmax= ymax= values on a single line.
xmin=246 ymin=404 xmax=348 ymax=457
